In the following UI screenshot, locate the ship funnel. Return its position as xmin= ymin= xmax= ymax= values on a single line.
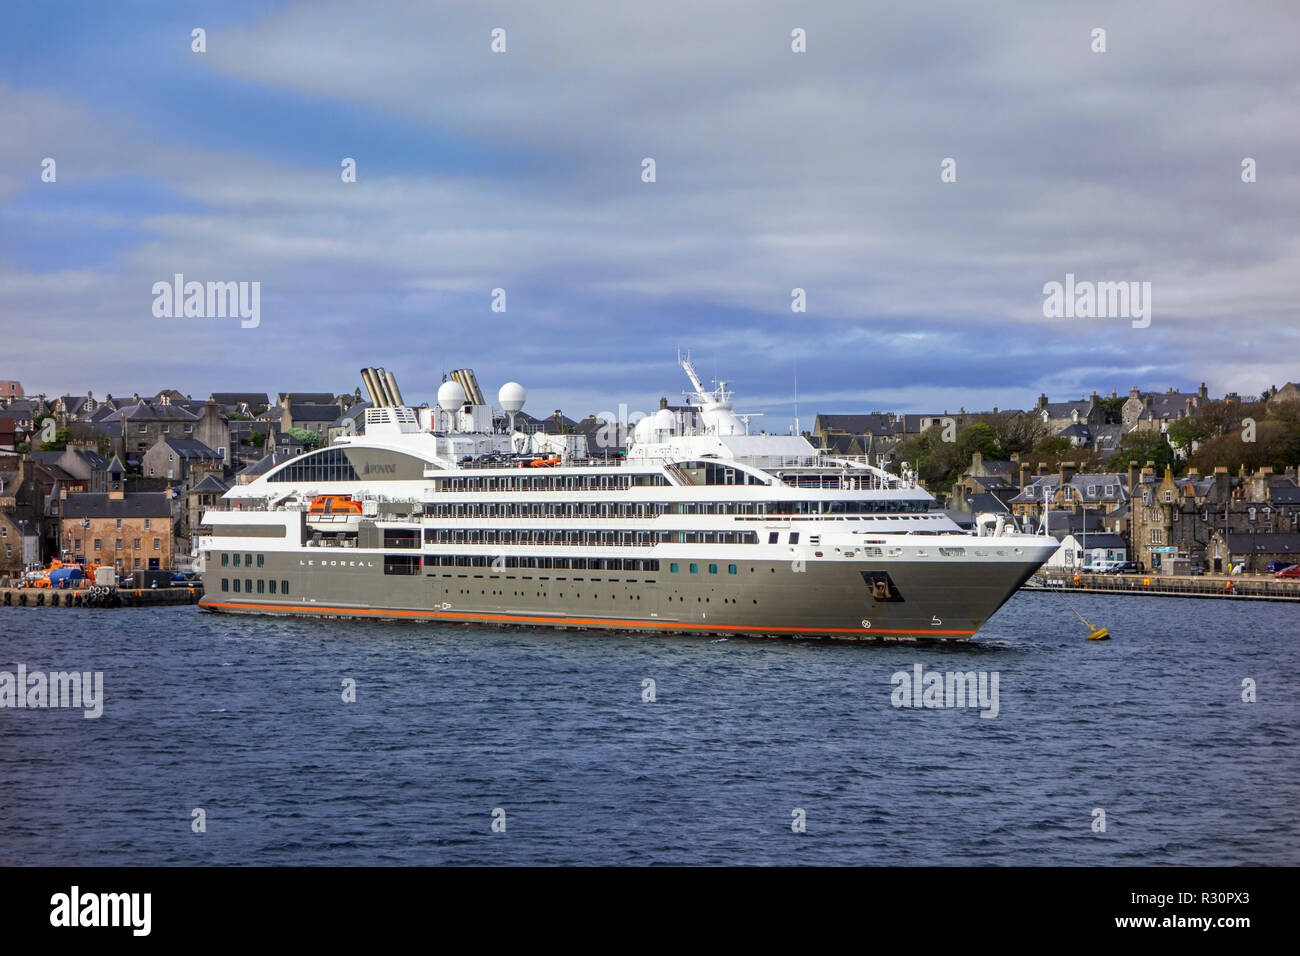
xmin=360 ymin=367 xmax=386 ymax=407
xmin=450 ymin=368 xmax=486 ymax=406
xmin=373 ymin=367 xmax=396 ymax=406
xmin=383 ymin=369 xmax=405 ymax=407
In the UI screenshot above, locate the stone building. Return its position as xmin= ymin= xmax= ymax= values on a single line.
xmin=1208 ymin=531 xmax=1300 ymax=574
xmin=141 ymin=437 xmax=223 ymax=482
xmin=106 ymin=396 xmax=230 ymax=466
xmin=1008 ymin=462 xmax=1130 ymax=535
xmin=1265 ymin=382 xmax=1300 ymax=409
xmin=1033 ymin=392 xmax=1105 ymax=432
xmin=281 ymin=401 xmax=341 ymax=438
xmin=58 ymin=485 xmax=174 ymax=572
xmin=1127 ymin=463 xmax=1300 ymax=572
xmin=1121 ymin=384 xmax=1210 ymax=432
xmin=0 ymin=454 xmax=44 ymax=577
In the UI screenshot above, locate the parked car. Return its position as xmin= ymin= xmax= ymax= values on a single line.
xmin=1264 ymin=561 xmax=1293 ymax=574
xmin=1106 ymin=561 xmax=1142 ymax=575
xmin=1188 ymin=566 xmax=1207 ymax=576
xmin=1274 ymin=565 xmax=1300 ymax=579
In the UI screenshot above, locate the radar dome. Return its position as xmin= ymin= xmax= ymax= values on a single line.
xmin=632 ymin=416 xmax=656 ymax=444
xmin=437 ymin=380 xmax=467 ymax=412
xmin=498 ymin=382 xmax=526 ymax=413
xmin=653 ymin=408 xmax=677 ymax=433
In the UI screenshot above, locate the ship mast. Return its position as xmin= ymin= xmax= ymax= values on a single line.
xmin=679 ymin=350 xmax=730 ymax=410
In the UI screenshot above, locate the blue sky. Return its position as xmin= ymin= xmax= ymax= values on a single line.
xmin=2 ymin=1 xmax=1297 ymax=426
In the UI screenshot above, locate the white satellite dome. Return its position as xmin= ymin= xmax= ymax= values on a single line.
xmin=653 ymin=408 xmax=677 ymax=433
xmin=437 ymin=380 xmax=467 ymax=412
xmin=702 ymin=406 xmax=745 ymax=436
xmin=498 ymin=382 xmax=526 ymax=413
xmin=632 ymin=416 xmax=657 ymax=444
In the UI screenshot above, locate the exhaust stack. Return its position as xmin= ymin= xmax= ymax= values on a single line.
xmin=360 ymin=367 xmax=386 ymax=407
xmin=450 ymin=368 xmax=486 ymax=406
xmin=383 ymin=369 xmax=405 ymax=407
xmin=373 ymin=367 xmax=396 ymax=406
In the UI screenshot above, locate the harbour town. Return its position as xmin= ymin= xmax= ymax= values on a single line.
xmin=3 ymin=369 xmax=1298 ymax=616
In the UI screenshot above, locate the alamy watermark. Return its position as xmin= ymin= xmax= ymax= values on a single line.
xmin=891 ymin=663 xmax=999 ymax=718
xmin=152 ymin=273 xmax=260 ymax=328
xmin=0 ymin=664 xmax=103 ymax=718
xmin=50 ymin=886 xmax=150 ymax=936
xmin=1042 ymin=273 xmax=1150 ymax=328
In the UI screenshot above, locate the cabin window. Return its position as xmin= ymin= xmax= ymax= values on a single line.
xmin=383 ymin=555 xmax=421 ymax=575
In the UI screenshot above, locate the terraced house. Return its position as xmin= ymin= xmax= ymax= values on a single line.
xmin=1128 ymin=463 xmax=1300 ymax=573
xmin=58 ymin=486 xmax=174 ymax=572
xmin=105 ymin=396 xmax=230 ymax=466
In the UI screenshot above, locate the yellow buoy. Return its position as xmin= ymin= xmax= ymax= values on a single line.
xmin=1086 ymin=627 xmax=1110 ymax=641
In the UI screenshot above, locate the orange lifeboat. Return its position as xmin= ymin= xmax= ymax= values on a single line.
xmin=308 ymin=495 xmax=363 ymax=515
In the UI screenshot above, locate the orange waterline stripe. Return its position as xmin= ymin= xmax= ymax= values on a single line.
xmin=197 ymin=600 xmax=976 ymax=635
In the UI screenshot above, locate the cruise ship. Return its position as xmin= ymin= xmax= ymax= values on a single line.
xmin=198 ymin=358 xmax=1057 ymax=641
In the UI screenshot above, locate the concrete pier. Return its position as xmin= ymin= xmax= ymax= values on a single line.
xmin=1027 ymin=571 xmax=1300 ymax=602
xmin=0 ymin=585 xmax=203 ymax=608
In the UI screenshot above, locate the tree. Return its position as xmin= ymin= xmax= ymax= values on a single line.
xmin=1034 ymin=435 xmax=1072 ymax=457
xmin=1097 ymin=396 xmax=1126 ymax=424
xmin=986 ymin=411 xmax=1045 ymax=459
xmin=39 ymin=428 xmax=71 ymax=452
xmin=1189 ymin=416 xmax=1300 ymax=474
xmin=890 ymin=426 xmax=961 ymax=488
xmin=1166 ymin=415 xmax=1206 ymax=452
xmin=956 ymin=422 xmax=1000 ymax=463
xmin=1107 ymin=430 xmax=1175 ymax=473
xmin=286 ymin=427 xmax=322 ymax=449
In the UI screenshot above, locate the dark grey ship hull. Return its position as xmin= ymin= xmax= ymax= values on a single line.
xmin=200 ymin=551 xmax=1042 ymax=641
